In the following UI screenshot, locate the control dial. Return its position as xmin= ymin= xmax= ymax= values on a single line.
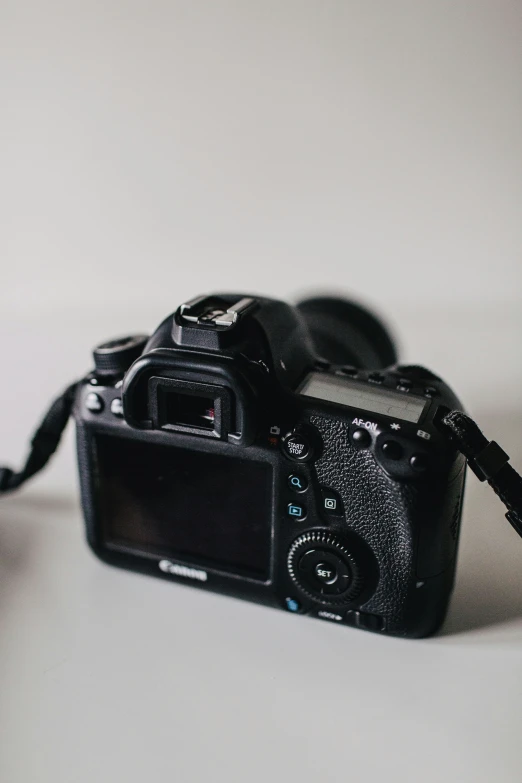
xmin=287 ymin=531 xmax=364 ymax=606
xmin=93 ymin=335 xmax=149 ymax=378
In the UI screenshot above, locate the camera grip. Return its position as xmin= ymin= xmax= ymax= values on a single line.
xmin=310 ymin=414 xmax=464 ymax=636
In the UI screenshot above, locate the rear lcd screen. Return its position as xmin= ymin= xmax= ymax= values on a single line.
xmin=300 ymin=373 xmax=427 ymax=423
xmin=95 ymin=434 xmax=272 ymax=579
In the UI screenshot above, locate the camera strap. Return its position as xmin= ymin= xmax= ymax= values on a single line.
xmin=0 ymin=381 xmax=79 ymax=493
xmin=0 ymin=382 xmax=521 ymax=540
xmin=440 ymin=411 xmax=522 ymax=538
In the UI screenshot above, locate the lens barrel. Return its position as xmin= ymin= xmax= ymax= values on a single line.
xmin=297 ymin=297 xmax=397 ymax=370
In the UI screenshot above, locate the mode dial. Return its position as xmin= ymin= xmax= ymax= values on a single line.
xmin=287 ymin=530 xmax=365 ymax=606
xmin=93 ymin=335 xmax=148 ymax=378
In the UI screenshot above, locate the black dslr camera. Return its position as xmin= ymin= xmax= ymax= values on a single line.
xmin=73 ymin=293 xmax=466 ymax=638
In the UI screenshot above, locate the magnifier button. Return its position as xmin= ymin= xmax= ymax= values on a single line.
xmin=288 ymin=474 xmax=308 ymax=493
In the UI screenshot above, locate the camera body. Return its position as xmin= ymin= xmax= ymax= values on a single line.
xmin=74 ymin=294 xmax=466 ymax=638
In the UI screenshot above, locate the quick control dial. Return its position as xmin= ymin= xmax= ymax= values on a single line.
xmin=287 ymin=531 xmax=364 ymax=606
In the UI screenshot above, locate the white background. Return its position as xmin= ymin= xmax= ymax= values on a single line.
xmin=1 ymin=2 xmax=521 ymax=781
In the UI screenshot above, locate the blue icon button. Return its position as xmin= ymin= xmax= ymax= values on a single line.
xmin=288 ymin=474 xmax=308 ymax=493
xmin=285 ymin=597 xmax=301 ymax=613
xmin=287 ymin=503 xmax=306 ymax=521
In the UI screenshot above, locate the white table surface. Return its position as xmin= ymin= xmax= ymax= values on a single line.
xmin=1 ymin=315 xmax=521 ymax=783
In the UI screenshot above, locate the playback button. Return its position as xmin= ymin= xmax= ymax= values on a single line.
xmin=287 ymin=503 xmax=307 ymax=521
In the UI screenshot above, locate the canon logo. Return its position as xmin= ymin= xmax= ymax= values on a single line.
xmin=318 ymin=610 xmax=343 ymax=622
xmin=158 ymin=560 xmax=208 ymax=582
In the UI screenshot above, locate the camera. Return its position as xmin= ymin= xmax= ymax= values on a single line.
xmin=74 ymin=293 xmax=466 ymax=638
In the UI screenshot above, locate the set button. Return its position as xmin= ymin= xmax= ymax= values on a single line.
xmin=314 ymin=562 xmax=338 ymax=585
xmin=298 ymin=549 xmax=352 ymax=596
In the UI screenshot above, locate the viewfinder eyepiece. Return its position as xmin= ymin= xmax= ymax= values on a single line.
xmin=148 ymin=377 xmax=231 ymax=439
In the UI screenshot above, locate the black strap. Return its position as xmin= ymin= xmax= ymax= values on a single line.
xmin=0 ymin=381 xmax=79 ymax=493
xmin=441 ymin=410 xmax=522 ymax=537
